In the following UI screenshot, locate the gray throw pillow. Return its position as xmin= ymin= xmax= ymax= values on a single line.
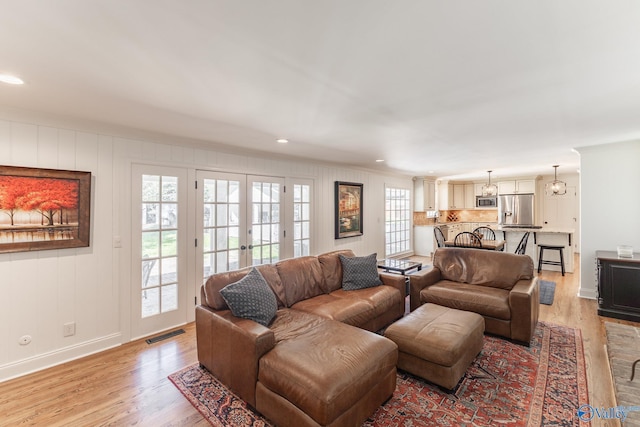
xmin=219 ymin=267 xmax=277 ymax=326
xmin=339 ymin=253 xmax=383 ymax=290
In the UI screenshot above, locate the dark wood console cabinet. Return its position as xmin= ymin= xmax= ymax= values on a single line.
xmin=597 ymin=250 xmax=640 ymax=322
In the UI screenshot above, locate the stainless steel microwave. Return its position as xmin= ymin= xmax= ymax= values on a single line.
xmin=476 ymin=196 xmax=498 ymax=208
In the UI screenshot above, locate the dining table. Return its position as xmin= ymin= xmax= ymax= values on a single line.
xmin=444 ymin=239 xmax=506 ymax=251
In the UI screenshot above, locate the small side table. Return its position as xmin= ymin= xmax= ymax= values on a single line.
xmin=377 ymin=259 xmax=422 ymax=275
xmin=377 ymin=259 xmax=423 ymax=296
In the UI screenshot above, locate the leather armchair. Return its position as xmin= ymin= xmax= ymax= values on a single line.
xmin=410 ymin=247 xmax=539 ymax=343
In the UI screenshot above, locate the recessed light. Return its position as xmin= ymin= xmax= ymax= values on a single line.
xmin=276 ymin=138 xmax=288 ymax=144
xmin=375 ymin=159 xmax=385 ymax=163
xmin=0 ymin=74 xmax=24 ymax=85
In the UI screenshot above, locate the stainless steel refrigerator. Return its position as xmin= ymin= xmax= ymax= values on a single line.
xmin=498 ymin=194 xmax=535 ymax=226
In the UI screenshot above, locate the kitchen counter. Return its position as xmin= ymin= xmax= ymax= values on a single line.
xmin=496 ymin=227 xmax=575 ymax=273
xmin=496 ymin=226 xmax=575 ymax=234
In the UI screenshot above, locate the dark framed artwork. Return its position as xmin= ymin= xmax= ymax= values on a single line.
xmin=0 ymin=165 xmax=91 ymax=253
xmin=335 ymin=181 xmax=363 ymax=239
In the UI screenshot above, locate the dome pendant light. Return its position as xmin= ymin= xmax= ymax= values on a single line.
xmin=545 ymin=165 xmax=567 ymax=196
xmin=481 ymin=170 xmax=498 ymax=197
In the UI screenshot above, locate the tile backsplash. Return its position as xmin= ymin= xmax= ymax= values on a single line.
xmin=414 ymin=209 xmax=498 ymax=225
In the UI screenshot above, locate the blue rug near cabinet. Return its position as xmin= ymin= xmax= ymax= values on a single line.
xmin=539 ymin=280 xmax=556 ymax=305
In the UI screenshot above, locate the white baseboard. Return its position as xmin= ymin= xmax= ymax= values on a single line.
xmin=0 ymin=332 xmax=122 ymax=383
xmin=578 ymin=288 xmax=597 ymax=299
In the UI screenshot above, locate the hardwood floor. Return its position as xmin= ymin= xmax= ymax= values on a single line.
xmin=1 ymin=254 xmax=637 ymax=426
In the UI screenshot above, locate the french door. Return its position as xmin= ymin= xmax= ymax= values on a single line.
xmin=131 ymin=165 xmax=189 ymax=339
xmin=196 ymin=171 xmax=284 ymax=283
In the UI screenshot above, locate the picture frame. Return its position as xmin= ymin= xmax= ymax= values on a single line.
xmin=335 ymin=181 xmax=363 ymax=239
xmin=0 ymin=165 xmax=91 ymax=254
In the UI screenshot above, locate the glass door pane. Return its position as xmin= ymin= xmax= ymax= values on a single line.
xmin=196 ymin=172 xmax=284 ymax=283
xmin=132 ymin=165 xmax=187 ymax=340
xmin=141 ymin=174 xmax=180 ymax=318
xmin=293 ymin=183 xmax=311 ymax=257
xmin=197 ymin=171 xmax=247 ymax=282
xmin=248 ymin=177 xmax=284 ymax=266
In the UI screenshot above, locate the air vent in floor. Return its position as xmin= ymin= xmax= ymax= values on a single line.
xmin=145 ymin=328 xmax=185 ymax=344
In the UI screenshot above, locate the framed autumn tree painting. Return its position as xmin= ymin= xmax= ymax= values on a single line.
xmin=0 ymin=166 xmax=91 ymax=253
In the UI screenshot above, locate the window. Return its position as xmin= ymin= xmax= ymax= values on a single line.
xmin=385 ymin=187 xmax=411 ymax=256
xmin=140 ymin=174 xmax=180 ymax=318
xmin=293 ymin=184 xmax=311 ymax=257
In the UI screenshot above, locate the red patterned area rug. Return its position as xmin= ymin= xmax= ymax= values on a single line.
xmin=169 ymin=322 xmax=588 ymax=427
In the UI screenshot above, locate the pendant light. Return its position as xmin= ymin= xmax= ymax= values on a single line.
xmin=481 ymin=170 xmax=498 ymax=197
xmin=545 ymin=165 xmax=567 ymax=196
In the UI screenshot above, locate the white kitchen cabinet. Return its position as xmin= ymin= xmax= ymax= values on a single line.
xmin=452 ymin=184 xmax=465 ymax=209
xmin=516 ymin=179 xmax=536 ymax=193
xmin=437 ymin=181 xmax=448 ymax=210
xmin=447 ymin=223 xmax=463 ymax=240
xmin=498 ymin=179 xmax=536 ymax=194
xmin=413 ymin=178 xmax=424 ymax=211
xmin=439 ymin=181 xmax=476 ymax=210
xmin=464 ymin=183 xmax=475 ymax=209
xmin=474 ymin=183 xmax=485 ymax=196
xmin=424 ymin=179 xmax=436 ymax=211
xmin=498 ymin=181 xmax=516 ymax=194
xmin=438 ymin=182 xmax=457 ymax=209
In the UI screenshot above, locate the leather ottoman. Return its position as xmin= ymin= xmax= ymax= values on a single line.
xmin=384 ymin=303 xmax=485 ymax=390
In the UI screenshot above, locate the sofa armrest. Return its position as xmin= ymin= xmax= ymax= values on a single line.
xmin=508 ymin=277 xmax=540 ymax=344
xmin=409 ymin=267 xmax=441 ymax=312
xmin=196 ymin=305 xmax=275 ymax=407
xmin=379 ymin=272 xmax=406 ymax=296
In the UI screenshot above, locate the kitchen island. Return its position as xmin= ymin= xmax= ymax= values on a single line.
xmin=496 ymin=226 xmax=575 ymax=273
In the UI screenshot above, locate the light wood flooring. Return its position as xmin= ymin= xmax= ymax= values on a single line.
xmin=1 ymin=254 xmax=637 ymax=426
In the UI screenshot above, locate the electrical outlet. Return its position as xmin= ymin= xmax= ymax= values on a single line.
xmin=63 ymin=322 xmax=76 ymax=337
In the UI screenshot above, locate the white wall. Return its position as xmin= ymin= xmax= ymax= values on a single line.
xmin=576 ymin=140 xmax=640 ymax=298
xmin=0 ymin=114 xmax=412 ymax=381
xmin=536 ymin=172 xmax=581 ymax=252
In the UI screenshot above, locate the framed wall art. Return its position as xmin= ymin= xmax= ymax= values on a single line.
xmin=335 ymin=181 xmax=363 ymax=239
xmin=0 ymin=165 xmax=91 ymax=253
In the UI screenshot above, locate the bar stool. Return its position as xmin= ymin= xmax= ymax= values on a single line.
xmin=537 ymin=244 xmax=565 ymax=276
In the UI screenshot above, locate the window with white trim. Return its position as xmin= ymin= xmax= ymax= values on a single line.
xmin=293 ymin=184 xmax=311 ymax=257
xmin=385 ymin=187 xmax=411 ymax=256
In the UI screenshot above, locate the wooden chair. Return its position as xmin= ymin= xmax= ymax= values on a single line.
xmin=514 ymin=232 xmax=530 ymax=255
xmin=454 ymin=232 xmax=482 ymax=248
xmin=434 ymin=226 xmax=446 ymax=248
xmin=473 ymin=226 xmax=495 ymax=240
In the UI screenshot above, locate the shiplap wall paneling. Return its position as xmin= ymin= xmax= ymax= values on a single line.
xmin=9 ymin=122 xmax=38 ymax=167
xmin=95 ymin=135 xmax=117 ymax=337
xmin=0 ymin=120 xmax=10 ymax=161
xmin=73 ymin=132 xmax=101 ymax=343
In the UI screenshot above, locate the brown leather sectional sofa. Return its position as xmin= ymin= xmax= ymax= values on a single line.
xmin=409 ymin=247 xmax=540 ymax=343
xmin=196 ymin=249 xmax=406 ymax=427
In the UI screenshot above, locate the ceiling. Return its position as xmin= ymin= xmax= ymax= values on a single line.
xmin=2 ymin=1 xmax=640 ymax=180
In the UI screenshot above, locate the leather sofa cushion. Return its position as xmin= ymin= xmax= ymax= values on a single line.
xmin=291 ymin=294 xmax=374 ymax=325
xmin=422 ymin=281 xmax=511 ymax=320
xmin=433 ymin=248 xmax=534 ymax=290
xmin=202 ymin=264 xmax=286 ymax=310
xmin=277 ymin=256 xmax=326 ymax=307
xmin=317 ymin=249 xmax=355 ymax=292
xmin=291 ymin=286 xmax=402 ymax=328
xmin=260 ymin=309 xmax=398 ymax=425
xmin=332 ymin=287 xmax=402 ymax=320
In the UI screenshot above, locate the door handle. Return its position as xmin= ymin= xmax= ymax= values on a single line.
xmin=248 ymin=245 xmax=254 ymax=249
xmin=240 ymin=245 xmax=247 ymax=250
